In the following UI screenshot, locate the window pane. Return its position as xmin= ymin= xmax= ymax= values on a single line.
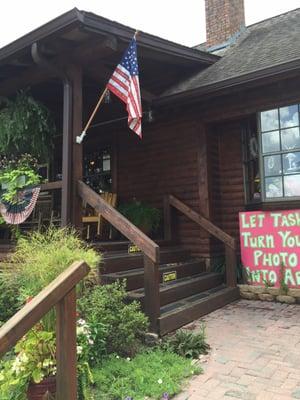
xmin=284 ymin=174 xmax=300 ymax=196
xmin=282 ymin=151 xmax=300 ymax=174
xmin=281 ymin=127 xmax=300 ymax=151
xmin=265 ymin=176 xmax=283 ymax=198
xmin=264 ymin=155 xmax=282 ymax=176
xmin=261 ymin=109 xmax=279 ymax=132
xmin=262 ymin=131 xmax=280 ymax=153
xmin=279 ymin=105 xmax=299 ymax=128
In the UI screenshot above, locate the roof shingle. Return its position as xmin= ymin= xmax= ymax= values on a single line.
xmin=163 ymin=8 xmax=300 ymax=97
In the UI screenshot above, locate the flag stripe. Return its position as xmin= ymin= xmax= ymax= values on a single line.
xmin=106 ymin=37 xmax=142 ymax=138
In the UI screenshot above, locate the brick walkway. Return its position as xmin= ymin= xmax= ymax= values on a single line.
xmin=174 ymin=300 xmax=300 ymax=400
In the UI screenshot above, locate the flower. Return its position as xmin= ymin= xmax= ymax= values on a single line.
xmin=77 ymin=346 xmax=83 ymax=355
xmin=157 ymin=378 xmax=163 ymax=384
xmin=126 ymin=357 xmax=131 ymax=361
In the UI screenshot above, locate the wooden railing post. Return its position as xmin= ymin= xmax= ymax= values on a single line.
xmin=56 ymin=288 xmax=77 ymax=400
xmin=163 ymin=195 xmax=172 ymax=241
xmin=225 ymin=245 xmax=237 ymax=288
xmin=144 ymin=255 xmax=160 ymax=333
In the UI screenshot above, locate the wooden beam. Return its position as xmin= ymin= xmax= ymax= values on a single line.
xmin=144 ymin=255 xmax=160 ymax=333
xmin=56 ymin=288 xmax=77 ymax=400
xmin=77 ymin=180 xmax=160 ymax=263
xmin=0 ymin=261 xmax=89 ymax=357
xmin=168 ymin=194 xmax=236 ymax=250
xmin=61 ymin=80 xmax=73 ymax=226
xmin=69 ymin=65 xmax=83 ymax=230
xmin=0 ymin=36 xmax=118 ymax=96
xmin=40 ymin=180 xmax=62 ymax=191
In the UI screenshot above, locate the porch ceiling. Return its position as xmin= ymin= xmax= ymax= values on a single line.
xmin=0 ymin=8 xmax=219 ymax=98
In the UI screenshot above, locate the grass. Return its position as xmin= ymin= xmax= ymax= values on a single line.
xmin=90 ymin=349 xmax=202 ymax=400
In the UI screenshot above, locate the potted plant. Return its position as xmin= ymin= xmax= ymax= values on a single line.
xmin=0 ymin=325 xmax=56 ymax=400
xmin=118 ymin=200 xmax=161 ymax=235
xmin=0 ymin=321 xmax=95 ymax=400
xmin=0 ymin=91 xmax=55 ymax=162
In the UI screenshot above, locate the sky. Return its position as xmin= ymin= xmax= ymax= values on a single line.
xmin=1 ymin=0 xmax=300 ymax=48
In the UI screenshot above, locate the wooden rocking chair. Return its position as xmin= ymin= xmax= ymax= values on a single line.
xmin=82 ymin=192 xmax=117 ymax=240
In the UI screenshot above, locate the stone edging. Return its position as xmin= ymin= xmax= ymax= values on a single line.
xmin=238 ymin=284 xmax=300 ymax=304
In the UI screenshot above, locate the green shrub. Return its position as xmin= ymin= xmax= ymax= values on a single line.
xmin=2 ymin=227 xmax=100 ymax=330
xmin=162 ymin=326 xmax=210 ymax=359
xmin=78 ymin=281 xmax=148 ymax=361
xmin=5 ymin=226 xmax=100 ymax=300
xmin=0 ymin=272 xmax=21 ymax=323
xmin=90 ymin=349 xmax=201 ymax=400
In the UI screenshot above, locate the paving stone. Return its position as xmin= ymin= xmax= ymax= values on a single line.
xmin=224 ymin=389 xmax=256 ymax=399
xmin=173 ymin=300 xmax=300 ymax=400
xmin=292 ymin=388 xmax=300 ymax=398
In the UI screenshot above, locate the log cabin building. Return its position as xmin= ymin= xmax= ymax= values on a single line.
xmin=1 ymin=0 xmax=300 ymax=333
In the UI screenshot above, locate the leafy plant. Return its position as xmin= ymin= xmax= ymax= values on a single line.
xmin=161 ymin=326 xmax=210 ymax=359
xmin=90 ymin=349 xmax=201 ymax=400
xmin=78 ymin=281 xmax=149 ymax=361
xmin=0 ymin=91 xmax=55 ymax=161
xmin=280 ymin=263 xmax=289 ymax=294
xmin=0 ymin=326 xmax=56 ymax=400
xmin=3 ymin=227 xmax=100 ymax=330
xmin=118 ymin=200 xmax=161 ymax=234
xmin=263 ymin=278 xmax=275 ymax=289
xmin=212 ymin=256 xmax=244 ymax=283
xmin=0 ymin=154 xmax=41 ymax=204
xmin=0 ymin=321 xmax=95 ymax=400
xmin=0 ymin=270 xmax=22 ymax=324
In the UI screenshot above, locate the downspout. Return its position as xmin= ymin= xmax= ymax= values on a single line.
xmin=31 ymin=42 xmax=72 ymax=226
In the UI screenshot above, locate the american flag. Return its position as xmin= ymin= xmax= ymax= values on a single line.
xmin=0 ymin=186 xmax=40 ymax=225
xmin=107 ymin=37 xmax=142 ymax=137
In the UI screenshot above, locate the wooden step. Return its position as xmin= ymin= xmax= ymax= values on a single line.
xmin=128 ymin=272 xmax=223 ymax=307
xmin=101 ymin=247 xmax=191 ymax=274
xmin=93 ymin=239 xmax=174 ymax=253
xmin=158 ymin=286 xmax=240 ymax=335
xmin=101 ymin=259 xmax=205 ymax=290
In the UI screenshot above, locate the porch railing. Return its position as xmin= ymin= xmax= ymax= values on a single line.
xmin=0 ymin=260 xmax=90 ymax=400
xmin=77 ymin=180 xmax=160 ymax=332
xmin=164 ymin=194 xmax=237 ymax=287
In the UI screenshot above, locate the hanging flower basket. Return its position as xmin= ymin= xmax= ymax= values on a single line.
xmin=0 ymin=155 xmax=41 ymax=224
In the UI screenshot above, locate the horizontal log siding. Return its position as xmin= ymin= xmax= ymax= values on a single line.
xmin=116 ymin=118 xmax=206 ymax=258
xmin=209 ymin=120 xmax=245 ymax=250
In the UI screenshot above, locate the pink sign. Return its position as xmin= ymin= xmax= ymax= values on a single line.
xmin=239 ymin=210 xmax=300 ymax=288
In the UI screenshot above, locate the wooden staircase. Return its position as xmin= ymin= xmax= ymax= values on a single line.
xmin=96 ymin=240 xmax=239 ymax=335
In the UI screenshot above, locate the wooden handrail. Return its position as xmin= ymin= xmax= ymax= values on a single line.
xmin=77 ymin=180 xmax=160 ymax=332
xmin=168 ymin=195 xmax=236 ymax=250
xmin=0 ymin=260 xmax=90 ymax=399
xmin=40 ymin=180 xmax=62 ymax=191
xmin=165 ymin=194 xmax=237 ymax=287
xmin=77 ymin=180 xmax=160 ymax=263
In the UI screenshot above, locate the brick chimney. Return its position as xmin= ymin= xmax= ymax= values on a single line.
xmin=205 ymin=0 xmax=245 ymax=49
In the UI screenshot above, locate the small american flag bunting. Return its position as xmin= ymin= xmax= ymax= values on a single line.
xmin=107 ymin=35 xmax=142 ymax=138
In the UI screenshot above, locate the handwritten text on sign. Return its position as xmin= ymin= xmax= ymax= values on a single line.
xmin=239 ymin=210 xmax=300 ymax=287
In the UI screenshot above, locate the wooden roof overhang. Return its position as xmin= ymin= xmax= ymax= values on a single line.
xmin=156 ymin=58 xmax=300 ymax=107
xmin=0 ymin=8 xmax=219 ymax=100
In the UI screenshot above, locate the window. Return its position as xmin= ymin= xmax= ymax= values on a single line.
xmin=83 ymin=148 xmax=112 ymax=193
xmin=260 ymin=104 xmax=300 ymax=200
xmin=242 ymin=119 xmax=261 ymax=203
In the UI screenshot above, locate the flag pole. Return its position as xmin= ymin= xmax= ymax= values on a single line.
xmin=76 ymin=30 xmax=140 ymax=144
xmin=76 ymin=87 xmax=108 ymax=144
